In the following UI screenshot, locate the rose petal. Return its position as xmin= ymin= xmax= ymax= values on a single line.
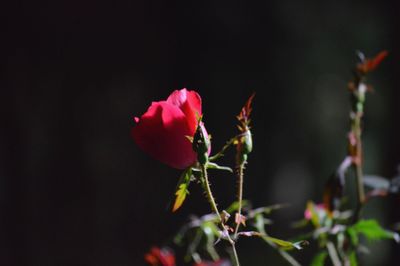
xmin=132 ymin=101 xmax=197 ymax=169
xmin=167 ymin=88 xmax=202 ymax=133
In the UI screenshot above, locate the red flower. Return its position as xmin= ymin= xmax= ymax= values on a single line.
xmin=132 ymin=88 xmax=206 ymax=169
xmin=144 ymin=246 xmax=176 ymax=266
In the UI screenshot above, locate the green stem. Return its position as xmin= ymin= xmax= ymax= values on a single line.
xmin=277 ymin=249 xmax=302 ymax=266
xmin=351 ymin=82 xmax=366 ymax=223
xmin=209 ymin=137 xmax=236 ymax=161
xmin=200 ymin=163 xmax=240 ymax=266
xmin=354 ymin=113 xmax=365 ymax=221
xmin=234 ymin=164 xmax=244 ymax=238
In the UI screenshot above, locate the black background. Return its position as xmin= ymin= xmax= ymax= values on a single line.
xmin=3 ymin=0 xmax=400 ymax=265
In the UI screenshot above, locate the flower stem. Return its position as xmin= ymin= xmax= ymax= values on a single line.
xmin=277 ymin=249 xmax=302 ymax=266
xmin=327 ymin=241 xmax=342 ymax=266
xmin=350 ymin=81 xmax=366 ymax=223
xmin=200 ymin=163 xmax=240 ymax=266
xmin=209 ymin=137 xmax=236 ymax=161
xmin=234 ymin=164 xmax=244 ymax=238
xmin=353 ymin=112 xmax=365 ymax=222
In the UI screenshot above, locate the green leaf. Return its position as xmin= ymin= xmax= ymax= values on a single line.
xmin=207 ymin=162 xmax=233 ymax=172
xmin=291 ymin=219 xmax=309 ymax=229
xmin=349 ymin=251 xmax=358 ymax=266
xmin=347 ymin=227 xmax=359 ymax=246
xmin=202 ymin=221 xmax=220 ymax=238
xmin=306 ymin=201 xmax=321 ymax=228
xmin=225 ymin=200 xmax=250 ymax=213
xmin=172 ymin=168 xmax=192 ymax=212
xmin=263 ymin=236 xmax=308 ymax=251
xmin=310 ymin=251 xmax=328 ymax=266
xmin=247 ymin=204 xmax=289 ymax=218
xmin=347 ymin=219 xmax=399 ymax=244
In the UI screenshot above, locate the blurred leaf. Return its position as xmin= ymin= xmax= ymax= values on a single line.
xmin=347 ymin=219 xmax=400 ymax=245
xmin=289 ymin=232 xmax=314 ymax=243
xmin=363 ymin=175 xmax=390 ymax=190
xmin=347 ymin=227 xmax=359 ymax=246
xmin=253 ymin=213 xmax=266 ymax=234
xmin=349 ymin=251 xmax=358 ymax=266
xmin=291 ymin=219 xmax=309 ymax=229
xmin=310 ymin=251 xmax=328 ymax=266
xmin=253 ymin=212 xmax=302 ymax=266
xmin=225 ymin=200 xmax=250 ymax=214
xmin=172 ymin=168 xmax=192 ymax=212
xmin=263 ymin=236 xmax=308 ymax=251
xmin=201 ymin=222 xmax=221 ymax=261
xmin=237 ymin=231 xmax=263 ymax=237
xmin=306 ymin=201 xmax=320 ymax=228
xmin=247 ymin=204 xmax=288 ymax=218
xmin=253 ymin=213 xmax=307 ymax=250
xmin=186 ymin=229 xmax=203 ymax=261
xmin=202 ymin=221 xmax=220 ymax=238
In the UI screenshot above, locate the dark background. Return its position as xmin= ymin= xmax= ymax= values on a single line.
xmin=3 ymin=0 xmax=400 ymax=265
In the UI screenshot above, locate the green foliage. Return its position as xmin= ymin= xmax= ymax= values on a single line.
xmin=310 ymin=251 xmax=328 ymax=266
xmin=307 ymin=201 xmax=322 ymax=228
xmin=262 ymin=236 xmax=308 ymax=251
xmin=349 ymin=251 xmax=358 ymax=266
xmin=206 ymin=162 xmax=233 ymax=172
xmin=172 ymin=168 xmax=192 ymax=212
xmin=253 ymin=211 xmax=307 ymax=251
xmin=347 ymin=219 xmax=399 ymax=246
xmin=225 ymin=200 xmax=250 ymax=214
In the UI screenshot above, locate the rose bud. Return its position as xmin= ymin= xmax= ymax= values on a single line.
xmin=132 ymin=88 xmax=208 ymax=169
xmin=193 ymin=122 xmax=211 ymax=165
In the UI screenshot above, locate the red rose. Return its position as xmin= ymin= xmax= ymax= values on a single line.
xmin=132 ymin=88 xmax=206 ymax=169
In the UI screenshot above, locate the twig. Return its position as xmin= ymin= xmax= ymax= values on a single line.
xmin=327 ymin=241 xmax=342 ymax=266
xmin=200 ymin=163 xmax=240 ymax=266
xmin=209 ymin=137 xmax=236 ymax=161
xmin=234 ymin=164 xmax=244 ymax=238
xmin=350 ymin=80 xmax=366 ymax=223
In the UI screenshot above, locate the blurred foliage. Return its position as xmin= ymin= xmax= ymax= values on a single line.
xmin=3 ymin=0 xmax=400 ymax=265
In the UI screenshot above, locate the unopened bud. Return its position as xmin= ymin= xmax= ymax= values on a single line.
xmin=237 ymin=129 xmax=252 ymax=165
xmin=193 ymin=123 xmax=210 ymax=165
xmin=241 ymin=130 xmax=253 ymax=154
